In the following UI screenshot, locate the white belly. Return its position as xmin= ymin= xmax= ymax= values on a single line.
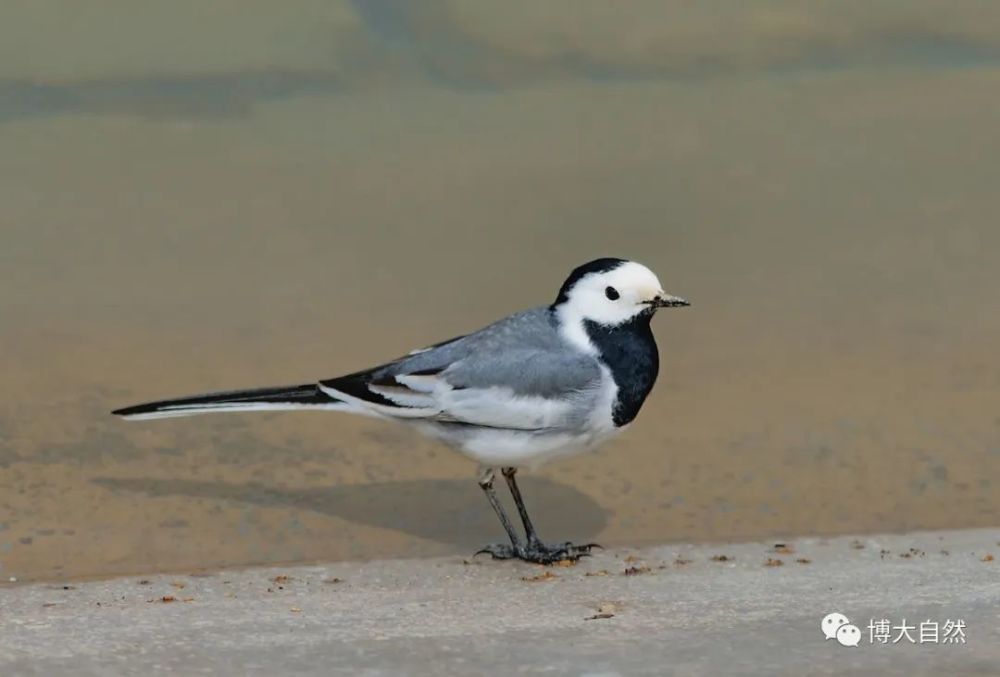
xmin=459 ymin=426 xmax=620 ymax=469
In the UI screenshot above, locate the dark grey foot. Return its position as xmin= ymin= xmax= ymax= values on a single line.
xmin=475 ymin=540 xmax=601 ymax=564
xmin=474 ymin=543 xmax=520 ymax=560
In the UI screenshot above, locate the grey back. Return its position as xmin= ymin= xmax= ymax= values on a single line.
xmin=380 ymin=307 xmax=602 ymax=399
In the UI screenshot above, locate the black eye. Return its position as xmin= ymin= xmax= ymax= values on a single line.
xmin=605 ymin=286 xmax=620 ymax=301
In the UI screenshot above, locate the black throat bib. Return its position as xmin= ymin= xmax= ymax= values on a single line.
xmin=583 ymin=313 xmax=659 ymax=427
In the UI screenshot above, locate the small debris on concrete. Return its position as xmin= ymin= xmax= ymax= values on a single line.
xmin=585 ymin=602 xmax=619 ymax=620
xmin=623 ymin=565 xmax=651 ymax=576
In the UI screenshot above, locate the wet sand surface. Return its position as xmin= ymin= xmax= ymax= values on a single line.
xmin=2 ymin=3 xmax=1000 ymax=582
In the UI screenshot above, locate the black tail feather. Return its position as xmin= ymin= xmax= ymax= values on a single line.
xmin=112 ymin=383 xmax=337 ymax=418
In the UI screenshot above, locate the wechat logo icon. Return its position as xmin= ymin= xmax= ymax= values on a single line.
xmin=822 ymin=612 xmax=861 ymax=647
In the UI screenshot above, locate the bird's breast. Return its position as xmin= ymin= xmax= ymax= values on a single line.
xmin=582 ymin=317 xmax=659 ymax=427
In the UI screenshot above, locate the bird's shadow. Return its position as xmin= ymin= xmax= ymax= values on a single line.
xmin=92 ymin=475 xmax=608 ymax=547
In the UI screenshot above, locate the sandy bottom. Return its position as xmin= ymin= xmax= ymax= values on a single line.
xmin=2 ymin=62 xmax=999 ymax=582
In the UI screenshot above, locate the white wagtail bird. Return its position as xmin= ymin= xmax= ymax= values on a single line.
xmin=113 ymin=258 xmax=689 ymax=564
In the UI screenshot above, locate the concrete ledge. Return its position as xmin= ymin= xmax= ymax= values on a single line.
xmin=2 ymin=529 xmax=999 ymax=676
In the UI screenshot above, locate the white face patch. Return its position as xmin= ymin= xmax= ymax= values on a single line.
xmin=555 ymin=261 xmax=665 ymax=350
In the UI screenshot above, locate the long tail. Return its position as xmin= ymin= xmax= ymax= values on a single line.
xmin=112 ymin=383 xmax=347 ymax=420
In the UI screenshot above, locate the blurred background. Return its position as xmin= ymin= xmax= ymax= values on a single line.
xmin=2 ymin=1 xmax=999 ymax=582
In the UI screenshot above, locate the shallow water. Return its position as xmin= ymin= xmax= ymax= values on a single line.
xmin=2 ymin=2 xmax=999 ymax=581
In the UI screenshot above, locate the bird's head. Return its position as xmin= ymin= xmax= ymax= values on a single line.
xmin=551 ymin=258 xmax=689 ymax=328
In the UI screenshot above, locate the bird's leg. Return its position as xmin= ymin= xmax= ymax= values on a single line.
xmin=474 ymin=467 xmax=523 ymax=560
xmin=500 ymin=467 xmax=600 ymax=564
xmin=500 ymin=466 xmax=541 ymax=545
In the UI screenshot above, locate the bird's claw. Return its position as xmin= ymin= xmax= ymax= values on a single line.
xmin=475 ymin=543 xmax=519 ymax=560
xmin=475 ymin=540 xmax=601 ymax=565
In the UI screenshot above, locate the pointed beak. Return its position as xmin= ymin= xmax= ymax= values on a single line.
xmin=652 ymin=293 xmax=690 ymax=309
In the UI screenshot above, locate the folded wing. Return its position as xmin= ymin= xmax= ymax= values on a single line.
xmin=318 ymin=347 xmax=602 ymax=431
